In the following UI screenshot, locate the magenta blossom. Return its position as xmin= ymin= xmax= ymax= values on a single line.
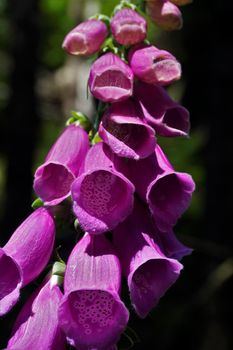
xmin=111 ymin=8 xmax=147 ymax=46
xmin=99 ymin=99 xmax=156 ymax=160
xmin=71 ymin=142 xmax=134 ymax=234
xmin=62 ymin=19 xmax=108 ymax=56
xmin=88 ymin=52 xmax=134 ymax=103
xmin=7 ymin=279 xmax=66 ymax=350
xmin=0 ymin=208 xmax=55 ymax=316
xmin=59 ymin=233 xmax=129 ymax=349
xmin=147 ymin=0 xmax=183 ymax=31
xmin=129 ymin=44 xmax=181 ymax=85
xmin=34 ymin=124 xmax=89 ymax=206
xmin=113 ymin=200 xmax=183 ymax=318
xmin=135 ymin=81 xmax=190 ymax=137
xmin=121 ymin=144 xmax=195 ymax=232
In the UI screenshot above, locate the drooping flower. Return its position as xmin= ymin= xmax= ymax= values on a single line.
xmin=111 ymin=8 xmax=147 ymax=46
xmin=59 ymin=233 xmax=129 ymax=349
xmin=7 ymin=279 xmax=66 ymax=350
xmin=128 ymin=44 xmax=181 ymax=85
xmin=34 ymin=124 xmax=89 ymax=206
xmin=88 ymin=52 xmax=134 ymax=103
xmin=121 ymin=144 xmax=195 ymax=232
xmin=62 ymin=19 xmax=108 ymax=56
xmin=146 ymin=0 xmax=183 ymax=31
xmin=0 ymin=208 xmax=55 ymax=316
xmin=135 ymin=81 xmax=190 ymax=137
xmin=113 ymin=200 xmax=183 ymax=318
xmin=99 ymin=99 xmax=156 ymax=160
xmin=71 ymin=142 xmax=134 ymax=235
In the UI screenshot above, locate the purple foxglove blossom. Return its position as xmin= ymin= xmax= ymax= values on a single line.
xmin=62 ymin=19 xmax=108 ymax=56
xmin=128 ymin=44 xmax=181 ymax=85
xmin=7 ymin=280 xmax=66 ymax=350
xmin=123 ymin=144 xmax=195 ymax=232
xmin=59 ymin=234 xmax=129 ymax=349
xmin=34 ymin=124 xmax=89 ymax=206
xmin=0 ymin=208 xmax=55 ymax=316
xmin=99 ymin=99 xmax=156 ymax=160
xmin=71 ymin=142 xmax=134 ymax=234
xmin=88 ymin=52 xmax=134 ymax=103
xmin=111 ymin=8 xmax=147 ymax=46
xmin=154 ymin=228 xmax=193 ymax=260
xmin=147 ymin=0 xmax=183 ymax=31
xmin=113 ymin=200 xmax=183 ymax=318
xmin=135 ymin=81 xmax=190 ymax=137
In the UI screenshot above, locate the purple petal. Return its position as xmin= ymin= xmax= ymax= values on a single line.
xmin=135 ymin=81 xmax=190 ymax=137
xmin=4 ymin=208 xmax=55 ymax=286
xmin=147 ymin=0 xmax=183 ymax=31
xmin=129 ymin=44 xmax=181 ymax=85
xmin=88 ymin=53 xmax=133 ymax=103
xmin=113 ymin=201 xmax=183 ymax=318
xmin=111 ymin=8 xmax=147 ymax=46
xmin=7 ymin=281 xmax=66 ymax=350
xmin=63 ymin=19 xmax=108 ymax=56
xmin=59 ymin=234 xmax=129 ymax=349
xmin=34 ymin=124 xmax=89 ymax=206
xmin=71 ymin=143 xmax=134 ymax=234
xmin=0 ymin=248 xmax=22 ymax=316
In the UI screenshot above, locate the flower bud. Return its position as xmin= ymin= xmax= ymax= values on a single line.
xmin=129 ymin=44 xmax=181 ymax=85
xmin=59 ymin=234 xmax=129 ymax=349
xmin=99 ymin=99 xmax=156 ymax=160
xmin=34 ymin=124 xmax=89 ymax=206
xmin=88 ymin=52 xmax=134 ymax=103
xmin=62 ymin=19 xmax=108 ymax=56
xmin=71 ymin=142 xmax=134 ymax=234
xmin=0 ymin=208 xmax=55 ymax=316
xmin=7 ymin=280 xmax=66 ymax=350
xmin=147 ymin=0 xmax=183 ymax=31
xmin=111 ymin=8 xmax=147 ymax=46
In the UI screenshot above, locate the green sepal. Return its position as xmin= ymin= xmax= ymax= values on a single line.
xmin=32 ymin=197 xmax=44 ymax=210
xmin=52 ymin=261 xmax=66 ymax=278
xmin=66 ymin=111 xmax=92 ymax=131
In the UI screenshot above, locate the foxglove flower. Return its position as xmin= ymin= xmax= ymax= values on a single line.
xmin=128 ymin=44 xmax=181 ymax=85
xmin=0 ymin=208 xmax=55 ymax=316
xmin=154 ymin=227 xmax=193 ymax=260
xmin=34 ymin=124 xmax=89 ymax=206
xmin=113 ymin=201 xmax=183 ymax=318
xmin=71 ymin=142 xmax=134 ymax=234
xmin=62 ymin=19 xmax=108 ymax=56
xmin=135 ymin=81 xmax=190 ymax=137
xmin=99 ymin=99 xmax=156 ymax=160
xmin=59 ymin=234 xmax=129 ymax=349
xmin=7 ymin=279 xmax=66 ymax=350
xmin=123 ymin=144 xmax=195 ymax=232
xmin=111 ymin=8 xmax=147 ymax=46
xmin=147 ymin=0 xmax=183 ymax=31
xmin=88 ymin=52 xmax=134 ymax=103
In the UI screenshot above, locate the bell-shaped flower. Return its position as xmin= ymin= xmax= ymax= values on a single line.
xmin=111 ymin=8 xmax=147 ymax=46
xmin=154 ymin=227 xmax=193 ymax=260
xmin=7 ymin=279 xmax=66 ymax=350
xmin=34 ymin=124 xmax=89 ymax=206
xmin=135 ymin=81 xmax=190 ymax=137
xmin=147 ymin=0 xmax=183 ymax=31
xmin=128 ymin=44 xmax=181 ymax=85
xmin=123 ymin=144 xmax=195 ymax=232
xmin=59 ymin=233 xmax=129 ymax=349
xmin=99 ymin=99 xmax=156 ymax=160
xmin=71 ymin=142 xmax=134 ymax=234
xmin=62 ymin=19 xmax=108 ymax=56
xmin=0 ymin=208 xmax=55 ymax=316
xmin=88 ymin=53 xmax=134 ymax=103
xmin=113 ymin=200 xmax=183 ymax=318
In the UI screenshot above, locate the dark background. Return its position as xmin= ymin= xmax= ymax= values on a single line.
xmin=0 ymin=0 xmax=232 ymax=349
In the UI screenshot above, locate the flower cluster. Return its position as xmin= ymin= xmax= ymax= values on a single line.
xmin=0 ymin=1 xmax=194 ymax=349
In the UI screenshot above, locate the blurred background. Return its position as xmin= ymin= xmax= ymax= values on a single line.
xmin=0 ymin=0 xmax=232 ymax=349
